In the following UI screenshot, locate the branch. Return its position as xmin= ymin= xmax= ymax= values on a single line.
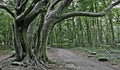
xmin=46 ymin=0 xmax=72 ymax=19
xmin=56 ymin=0 xmax=120 ymax=23
xmin=22 ymin=1 xmax=43 ymax=28
xmin=54 ymin=0 xmax=72 ymax=13
xmin=25 ymin=1 xmax=43 ymax=20
xmin=0 ymin=4 xmax=14 ymax=17
xmin=14 ymin=0 xmax=21 ymax=7
xmin=49 ymin=0 xmax=61 ymax=10
xmin=16 ymin=0 xmax=40 ymax=21
xmin=17 ymin=0 xmax=28 ymax=10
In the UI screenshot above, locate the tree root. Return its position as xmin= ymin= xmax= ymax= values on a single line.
xmin=11 ymin=61 xmax=27 ymax=67
xmin=11 ymin=58 xmax=47 ymax=70
xmin=30 ymin=54 xmax=47 ymax=70
xmin=0 ymin=53 xmax=15 ymax=62
xmin=12 ymin=53 xmax=48 ymax=70
xmin=0 ymin=53 xmax=48 ymax=70
xmin=0 ymin=57 xmax=15 ymax=69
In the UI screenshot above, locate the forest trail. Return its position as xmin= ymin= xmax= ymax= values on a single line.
xmin=0 ymin=48 xmax=119 ymax=70
xmin=50 ymin=48 xmax=120 ymax=70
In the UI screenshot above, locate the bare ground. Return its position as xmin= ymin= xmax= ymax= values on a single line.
xmin=48 ymin=48 xmax=120 ymax=70
xmin=0 ymin=48 xmax=120 ymax=70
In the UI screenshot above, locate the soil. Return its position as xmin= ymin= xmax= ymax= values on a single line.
xmin=48 ymin=48 xmax=120 ymax=70
xmin=0 ymin=48 xmax=120 ymax=70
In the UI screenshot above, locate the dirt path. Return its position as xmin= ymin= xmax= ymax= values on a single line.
xmin=52 ymin=48 xmax=120 ymax=70
xmin=0 ymin=48 xmax=119 ymax=70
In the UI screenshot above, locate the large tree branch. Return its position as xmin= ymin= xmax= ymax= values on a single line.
xmin=16 ymin=0 xmax=40 ymax=21
xmin=22 ymin=1 xmax=43 ymax=28
xmin=46 ymin=0 xmax=72 ymax=19
xmin=17 ymin=0 xmax=28 ymax=10
xmin=59 ymin=0 xmax=120 ymax=20
xmin=0 ymin=4 xmax=14 ymax=17
xmin=49 ymin=0 xmax=61 ymax=10
xmin=14 ymin=0 xmax=21 ymax=7
xmin=25 ymin=1 xmax=43 ymax=21
xmin=56 ymin=0 xmax=120 ymax=23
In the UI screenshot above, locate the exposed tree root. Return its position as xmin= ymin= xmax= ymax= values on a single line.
xmin=0 ymin=57 xmax=15 ymax=69
xmin=0 ymin=54 xmax=48 ymax=70
xmin=2 ymin=53 xmax=15 ymax=61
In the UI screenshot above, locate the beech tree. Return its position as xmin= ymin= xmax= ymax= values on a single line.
xmin=0 ymin=0 xmax=120 ymax=70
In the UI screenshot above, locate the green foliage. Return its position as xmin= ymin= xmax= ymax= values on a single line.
xmin=0 ymin=10 xmax=13 ymax=45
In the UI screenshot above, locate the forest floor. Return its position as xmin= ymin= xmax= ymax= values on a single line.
xmin=47 ymin=48 xmax=120 ymax=70
xmin=0 ymin=47 xmax=120 ymax=70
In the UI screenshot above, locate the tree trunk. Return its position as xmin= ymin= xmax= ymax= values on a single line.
xmin=12 ymin=22 xmax=24 ymax=61
xmin=109 ymin=13 xmax=115 ymax=47
xmin=12 ymin=20 xmax=48 ymax=69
